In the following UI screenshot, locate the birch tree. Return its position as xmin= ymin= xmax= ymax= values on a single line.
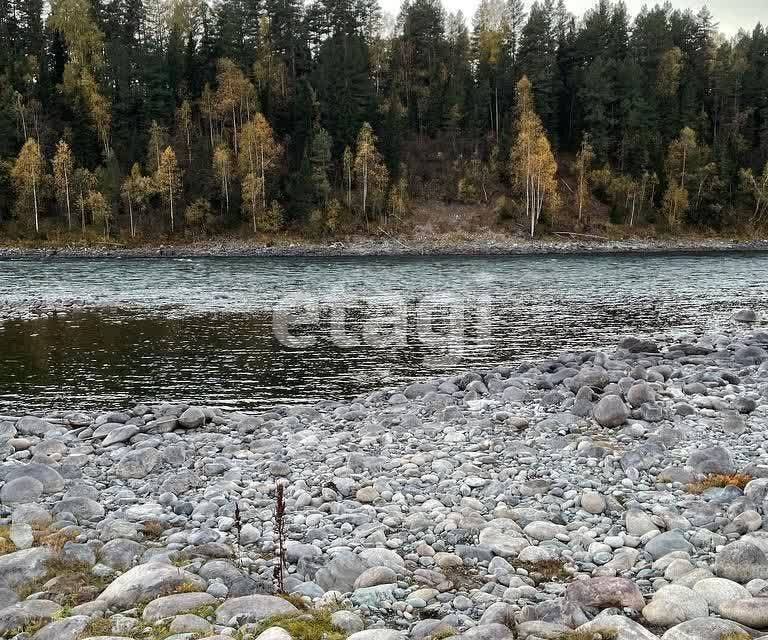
xmin=12 ymin=139 xmax=45 ymax=233
xmin=52 ymin=140 xmax=75 ymax=231
xmin=49 ymin=0 xmax=111 ymax=153
xmin=200 ymin=83 xmax=217 ymax=149
xmin=574 ymin=137 xmax=593 ymax=225
xmin=213 ymin=144 xmax=233 ymax=214
xmin=156 ymin=146 xmax=183 ymax=232
xmin=353 ymin=123 xmax=389 ymax=227
xmin=662 ymin=127 xmax=698 ymax=228
xmin=147 ymin=120 xmax=169 ymax=173
xmin=86 ymin=189 xmax=111 ymax=237
xmin=74 ymin=167 xmax=97 ymax=234
xmin=216 ymin=59 xmax=250 ymax=153
xmin=740 ymin=162 xmax=768 ymax=223
xmin=176 ymin=100 xmax=193 ymax=166
xmin=510 ymin=76 xmax=559 ymax=237
xmin=238 ymin=114 xmax=282 ymax=233
xmin=121 ymin=163 xmax=154 ymax=237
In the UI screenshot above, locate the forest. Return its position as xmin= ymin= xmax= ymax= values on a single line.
xmin=0 ymin=0 xmax=767 ymax=242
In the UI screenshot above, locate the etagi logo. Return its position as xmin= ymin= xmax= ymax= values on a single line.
xmin=272 ymin=289 xmax=493 ymax=369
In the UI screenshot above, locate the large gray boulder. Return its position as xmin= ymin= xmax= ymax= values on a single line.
xmin=719 ymin=598 xmax=768 ymax=629
xmin=5 ymin=463 xmax=64 ymax=493
xmin=178 ymin=407 xmax=206 ymax=429
xmin=516 ymin=598 xmax=589 ymax=628
xmin=96 ymin=562 xmax=205 ymax=610
xmin=315 ymin=550 xmax=369 ymax=592
xmin=660 ymin=617 xmax=755 ymax=640
xmin=686 ymin=446 xmax=734 ymax=475
xmin=642 ymin=585 xmax=708 ymax=627
xmin=31 ymin=615 xmax=91 ymax=640
xmin=347 ymin=631 xmax=406 ymax=640
xmin=214 ymin=595 xmax=298 ymax=625
xmin=569 ymin=368 xmax=609 ymax=392
xmin=593 ymin=395 xmax=630 ymax=427
xmin=0 ymin=600 xmax=60 ymax=636
xmin=114 ymin=448 xmax=161 ymax=479
xmin=477 ymin=528 xmax=528 ymax=558
xmin=0 ymin=546 xmax=54 ymax=589
xmin=565 ymin=577 xmax=645 ymax=612
xmin=576 ymin=614 xmax=660 ymax=640
xmin=733 ymin=309 xmax=758 ymax=323
xmin=744 ymin=478 xmax=768 ymax=504
xmin=0 ymin=476 xmax=44 ymax=505
xmin=627 ymin=382 xmax=655 ymax=408
xmin=15 ymin=417 xmax=55 ymax=437
xmin=102 ymin=425 xmax=140 ymax=447
xmin=52 ymin=497 xmax=105 ymax=522
xmin=142 ymin=592 xmax=218 ymax=622
xmin=715 ymin=540 xmax=768 ymax=583
xmin=692 ymin=577 xmax=751 ymax=614
xmin=645 ymin=531 xmax=693 ymax=560
xmin=99 ymin=538 xmax=145 ymax=570
xmin=735 ymin=346 xmax=768 ymax=365
xmin=619 ymin=336 xmax=659 ymax=353
xmin=625 ymin=510 xmax=659 ymax=537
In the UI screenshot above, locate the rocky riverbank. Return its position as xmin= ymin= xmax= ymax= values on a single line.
xmin=2 ymin=236 xmax=768 ymax=259
xmin=2 ymin=316 xmax=768 ymax=640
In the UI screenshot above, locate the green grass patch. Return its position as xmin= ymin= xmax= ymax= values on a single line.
xmin=251 ymin=610 xmax=345 ymax=640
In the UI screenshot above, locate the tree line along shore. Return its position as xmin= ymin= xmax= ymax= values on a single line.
xmin=0 ymin=0 xmax=767 ymax=245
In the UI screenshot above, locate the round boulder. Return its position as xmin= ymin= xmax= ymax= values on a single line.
xmin=642 ymin=585 xmax=708 ymax=627
xmin=692 ymin=577 xmax=751 ymax=614
xmin=715 ymin=540 xmax=768 ymax=583
xmin=593 ymin=395 xmax=630 ymax=427
xmin=0 ymin=477 xmax=44 ymax=505
xmin=719 ymin=597 xmax=768 ymax=629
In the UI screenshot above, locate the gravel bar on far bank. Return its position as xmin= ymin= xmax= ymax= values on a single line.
xmin=2 ymin=237 xmax=768 ymax=259
xmin=1 ymin=314 xmax=768 ymax=638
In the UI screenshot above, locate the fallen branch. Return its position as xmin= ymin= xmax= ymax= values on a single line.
xmin=377 ymin=226 xmax=415 ymax=251
xmin=552 ymin=231 xmax=608 ymax=240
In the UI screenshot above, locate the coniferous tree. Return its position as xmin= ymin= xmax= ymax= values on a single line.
xmin=0 ymin=0 xmax=767 ymax=237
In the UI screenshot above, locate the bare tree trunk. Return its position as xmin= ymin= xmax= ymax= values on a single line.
xmin=168 ymin=166 xmax=174 ymax=233
xmin=128 ymin=197 xmax=135 ymax=238
xmin=81 ymin=192 xmax=86 ymax=235
xmin=32 ymin=175 xmax=39 ymax=233
xmin=232 ymin=106 xmax=238 ymax=153
xmin=64 ymin=170 xmax=71 ymax=231
xmin=363 ymin=161 xmax=369 ymax=229
xmin=223 ymin=172 xmax=229 ymax=214
xmin=18 ymin=96 xmax=27 ymax=139
xmin=260 ymin=145 xmax=267 ymax=210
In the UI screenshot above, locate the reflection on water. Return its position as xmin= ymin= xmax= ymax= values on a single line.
xmin=1 ymin=253 xmax=767 ymax=412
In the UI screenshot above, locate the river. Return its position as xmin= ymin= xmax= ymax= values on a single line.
xmin=1 ymin=252 xmax=767 ymax=412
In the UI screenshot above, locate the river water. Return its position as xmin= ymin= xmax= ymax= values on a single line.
xmin=1 ymin=253 xmax=767 ymax=412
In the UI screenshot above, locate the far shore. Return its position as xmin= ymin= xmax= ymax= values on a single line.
xmin=2 ymin=235 xmax=768 ymax=259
